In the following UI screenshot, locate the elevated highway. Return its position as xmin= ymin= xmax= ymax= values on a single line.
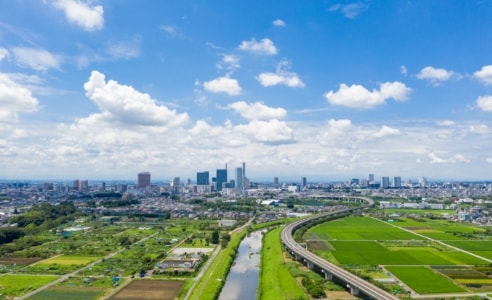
xmin=281 ymin=196 xmax=399 ymax=300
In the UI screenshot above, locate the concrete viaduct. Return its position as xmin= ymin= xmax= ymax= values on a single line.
xmin=281 ymin=196 xmax=399 ymax=300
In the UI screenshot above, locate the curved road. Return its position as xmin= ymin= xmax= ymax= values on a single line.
xmin=281 ymin=196 xmax=399 ymax=300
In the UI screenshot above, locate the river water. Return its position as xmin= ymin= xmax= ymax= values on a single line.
xmin=218 ymin=230 xmax=263 ymax=300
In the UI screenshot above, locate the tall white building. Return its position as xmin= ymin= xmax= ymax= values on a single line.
xmin=393 ymin=176 xmax=402 ymax=188
xmin=418 ymin=176 xmax=428 ymax=187
xmin=381 ymin=176 xmax=390 ymax=188
xmin=235 ymin=167 xmax=243 ymax=189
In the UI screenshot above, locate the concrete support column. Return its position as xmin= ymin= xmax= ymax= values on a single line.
xmin=306 ymin=261 xmax=314 ymax=269
xmin=323 ymin=270 xmax=332 ymax=280
xmin=350 ymin=286 xmax=359 ymax=296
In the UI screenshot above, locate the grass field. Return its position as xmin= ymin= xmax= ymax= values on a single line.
xmin=307 ymin=216 xmax=424 ymax=241
xmin=38 ymin=255 xmax=100 ymax=266
xmin=258 ymin=227 xmax=307 ymax=300
xmin=328 ymin=241 xmax=457 ymax=265
xmin=385 ymin=266 xmax=466 ymax=294
xmin=0 ymin=274 xmax=59 ymax=297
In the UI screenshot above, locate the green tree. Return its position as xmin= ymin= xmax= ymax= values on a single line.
xmin=210 ymin=230 xmax=219 ymax=244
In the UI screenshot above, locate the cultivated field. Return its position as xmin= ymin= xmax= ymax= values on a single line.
xmin=28 ymin=286 xmax=105 ymax=300
xmin=304 ymin=214 xmax=492 ymax=296
xmin=0 ymin=257 xmax=43 ymax=266
xmin=110 ymin=279 xmax=184 ymax=300
xmin=38 ymin=255 xmax=100 ymax=265
xmin=0 ymin=274 xmax=58 ymax=297
xmin=385 ymin=266 xmax=465 ymax=294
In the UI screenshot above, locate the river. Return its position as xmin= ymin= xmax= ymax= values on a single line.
xmin=218 ymin=230 xmax=263 ymax=300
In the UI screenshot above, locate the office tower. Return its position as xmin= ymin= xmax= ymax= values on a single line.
xmin=73 ymin=179 xmax=79 ymax=190
xmin=235 ymin=167 xmax=243 ymax=189
xmin=368 ymin=174 xmax=374 ymax=182
xmin=80 ymin=180 xmax=89 ymax=191
xmin=116 ymin=184 xmax=127 ymax=193
xmin=101 ymin=182 xmax=106 ymax=191
xmin=171 ymin=177 xmax=180 ymax=193
xmin=137 ymin=172 xmax=151 ymax=189
xmin=216 ymin=169 xmax=227 ymax=191
xmin=301 ymin=177 xmax=307 ymax=188
xmin=381 ymin=176 xmax=390 ymax=189
xmin=418 ymin=176 xmax=427 ymax=187
xmin=242 ymin=162 xmax=246 ymax=189
xmin=197 ymin=171 xmax=209 ymax=185
xmin=393 ymin=176 xmax=402 ymax=188
xmin=274 ymin=177 xmax=279 ymax=185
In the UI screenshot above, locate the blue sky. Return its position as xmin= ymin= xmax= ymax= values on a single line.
xmin=2 ymin=0 xmax=492 ymax=182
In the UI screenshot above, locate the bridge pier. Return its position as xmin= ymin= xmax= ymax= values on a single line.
xmin=306 ymin=260 xmax=313 ymax=270
xmin=348 ymin=285 xmax=359 ymax=296
xmin=321 ymin=269 xmax=332 ymax=280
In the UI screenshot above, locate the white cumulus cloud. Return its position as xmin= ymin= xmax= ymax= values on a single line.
xmin=429 ymin=152 xmax=469 ymax=164
xmin=469 ymin=124 xmax=489 ymax=134
xmin=238 ymin=38 xmax=277 ymax=55
xmin=417 ymin=66 xmax=454 ymax=85
xmin=203 ymin=76 xmax=241 ymax=95
xmin=436 ymin=120 xmax=455 ymax=126
xmin=11 ymin=47 xmax=60 ymax=71
xmin=324 ymin=81 xmax=411 ymax=109
xmin=474 ymin=65 xmax=492 ymax=85
xmin=257 ymin=73 xmax=304 ymax=88
xmin=0 ymin=48 xmax=8 ymax=61
xmin=0 ymin=73 xmax=39 ymax=123
xmin=228 ymin=101 xmax=287 ymax=121
xmin=257 ymin=60 xmax=305 ymax=88
xmin=273 ymin=19 xmax=286 ymax=27
xmin=216 ymin=54 xmax=240 ymax=72
xmin=373 ymin=125 xmax=400 ymax=138
xmin=84 ymin=70 xmax=189 ymax=127
xmin=53 ymin=0 xmax=104 ymax=32
xmin=476 ymin=95 xmax=492 ymax=112
xmin=236 ymin=120 xmax=294 ymax=144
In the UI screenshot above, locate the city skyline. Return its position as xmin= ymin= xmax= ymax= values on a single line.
xmin=2 ymin=2 xmax=492 ymax=181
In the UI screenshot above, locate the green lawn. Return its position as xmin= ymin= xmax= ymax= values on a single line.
xmin=308 ymin=216 xmax=424 ymax=241
xmin=258 ymin=227 xmax=306 ymax=300
xmin=0 ymin=274 xmax=59 ymax=297
xmin=386 ymin=266 xmax=465 ymax=294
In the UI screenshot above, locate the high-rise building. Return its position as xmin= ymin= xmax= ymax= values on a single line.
xmin=369 ymin=174 xmax=374 ymax=182
xmin=137 ymin=172 xmax=151 ymax=189
xmin=197 ymin=171 xmax=209 ymax=185
xmin=273 ymin=177 xmax=279 ymax=185
xmin=381 ymin=176 xmax=390 ymax=189
xmin=242 ymin=162 xmax=246 ymax=189
xmin=116 ymin=184 xmax=128 ymax=193
xmin=418 ymin=176 xmax=427 ymax=188
xmin=216 ymin=169 xmax=227 ymax=191
xmin=80 ymin=180 xmax=89 ymax=191
xmin=73 ymin=179 xmax=79 ymax=190
xmin=393 ymin=176 xmax=402 ymax=188
xmin=171 ymin=177 xmax=180 ymax=193
xmin=301 ymin=177 xmax=307 ymax=188
xmin=235 ymin=167 xmax=243 ymax=189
